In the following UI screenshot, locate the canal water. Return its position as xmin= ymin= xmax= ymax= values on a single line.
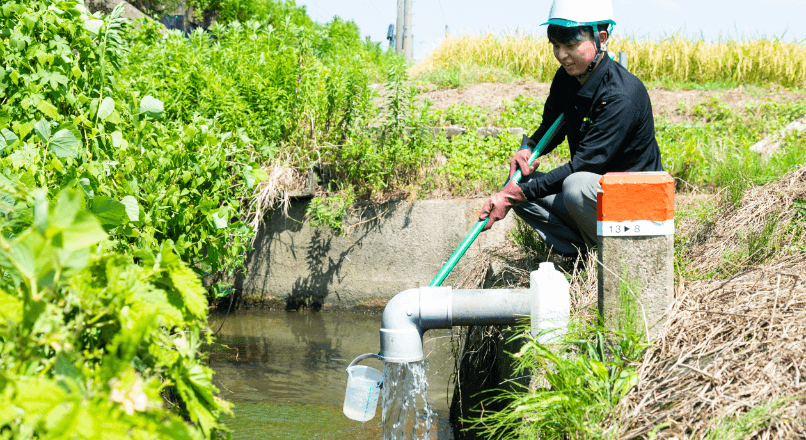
xmin=207 ymin=309 xmax=458 ymax=439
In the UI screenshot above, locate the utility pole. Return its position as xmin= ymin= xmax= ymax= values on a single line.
xmin=395 ymin=0 xmax=403 ymax=53
xmin=403 ymin=0 xmax=413 ymax=60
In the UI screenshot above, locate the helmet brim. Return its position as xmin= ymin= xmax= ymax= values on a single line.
xmin=541 ymin=18 xmax=616 ymax=28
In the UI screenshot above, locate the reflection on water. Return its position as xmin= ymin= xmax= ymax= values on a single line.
xmin=208 ymin=309 xmax=456 ymax=439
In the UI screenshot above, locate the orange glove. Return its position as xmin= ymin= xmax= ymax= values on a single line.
xmin=478 ymin=180 xmax=527 ymax=231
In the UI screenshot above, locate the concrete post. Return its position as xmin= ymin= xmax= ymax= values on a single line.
xmin=403 ymin=0 xmax=413 ymax=60
xmin=395 ymin=0 xmax=403 ymax=53
xmin=596 ymin=172 xmax=675 ymax=340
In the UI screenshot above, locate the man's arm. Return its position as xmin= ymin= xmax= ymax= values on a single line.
xmin=517 ymin=95 xmax=639 ymax=201
xmin=525 ymin=82 xmax=566 ymax=157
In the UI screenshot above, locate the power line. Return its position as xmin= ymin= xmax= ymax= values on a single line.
xmin=359 ymin=0 xmax=380 ymax=16
xmin=304 ymin=0 xmax=333 ymax=20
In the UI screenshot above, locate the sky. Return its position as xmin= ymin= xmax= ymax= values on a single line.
xmin=296 ymin=0 xmax=806 ymax=61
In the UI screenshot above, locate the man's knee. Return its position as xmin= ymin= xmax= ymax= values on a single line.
xmin=563 ymin=172 xmax=599 ymax=198
xmin=562 ymin=172 xmax=600 ymax=215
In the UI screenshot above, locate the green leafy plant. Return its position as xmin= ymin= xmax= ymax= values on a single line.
xmin=467 ymin=323 xmax=647 ymax=440
xmin=0 ymin=186 xmax=229 ymax=437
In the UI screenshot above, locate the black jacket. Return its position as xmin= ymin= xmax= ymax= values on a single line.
xmin=517 ymin=53 xmax=663 ymax=201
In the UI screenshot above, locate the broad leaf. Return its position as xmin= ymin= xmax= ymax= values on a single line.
xmin=36 ymin=100 xmax=60 ymax=119
xmin=211 ymin=209 xmax=228 ymax=229
xmin=60 ymin=210 xmax=107 ymax=251
xmin=169 ymin=265 xmax=206 ymax=319
xmin=97 ymin=97 xmax=115 ymax=120
xmin=254 ymin=168 xmax=269 ymax=182
xmin=243 ymin=166 xmax=255 ymax=188
xmin=0 ymin=290 xmax=22 ymax=323
xmin=50 ymin=129 xmax=80 ymax=158
xmin=121 ymin=195 xmax=139 ymax=222
xmin=139 ymin=95 xmax=164 ymax=118
xmin=34 ymin=118 xmax=51 ymax=142
xmin=83 ymin=19 xmax=103 ymax=35
xmin=1 ymin=128 xmax=17 ymax=144
xmin=91 ymin=196 xmax=127 ymax=229
xmin=110 ymin=131 xmax=123 ymax=148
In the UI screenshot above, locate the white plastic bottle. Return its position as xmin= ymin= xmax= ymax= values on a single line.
xmin=531 ymin=262 xmax=570 ymax=344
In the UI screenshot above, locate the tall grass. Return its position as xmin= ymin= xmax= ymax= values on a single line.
xmin=616 ymin=37 xmax=806 ymax=88
xmin=414 ymin=33 xmax=806 ymax=88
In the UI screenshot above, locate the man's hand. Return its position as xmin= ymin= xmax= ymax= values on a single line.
xmin=508 ymin=149 xmax=539 ymax=181
xmin=478 ymin=180 xmax=527 ymax=231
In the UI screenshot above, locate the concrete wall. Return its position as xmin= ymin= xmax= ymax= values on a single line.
xmin=238 ymin=197 xmax=516 ymax=309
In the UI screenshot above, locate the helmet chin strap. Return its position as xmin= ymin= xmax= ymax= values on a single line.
xmin=576 ymin=25 xmax=606 ymax=81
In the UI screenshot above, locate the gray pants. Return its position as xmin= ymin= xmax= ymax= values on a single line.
xmin=512 ymin=171 xmax=601 ymax=256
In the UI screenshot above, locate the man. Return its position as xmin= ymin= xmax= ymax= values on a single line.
xmin=478 ymin=0 xmax=663 ymax=257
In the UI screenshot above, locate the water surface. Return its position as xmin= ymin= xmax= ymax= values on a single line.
xmin=208 ymin=309 xmax=456 ymax=439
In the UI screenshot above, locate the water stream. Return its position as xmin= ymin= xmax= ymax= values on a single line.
xmin=382 ymin=361 xmax=435 ymax=439
xmin=207 ymin=309 xmax=456 ymax=439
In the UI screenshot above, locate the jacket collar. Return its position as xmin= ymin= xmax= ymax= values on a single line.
xmin=577 ymin=52 xmax=612 ymax=99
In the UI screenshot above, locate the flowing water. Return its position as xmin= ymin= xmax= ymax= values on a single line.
xmin=207 ymin=309 xmax=456 ymax=439
xmin=382 ymin=361 xmax=435 ymax=439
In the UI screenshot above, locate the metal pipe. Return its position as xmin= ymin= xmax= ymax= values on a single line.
xmin=379 ymin=286 xmax=531 ymax=363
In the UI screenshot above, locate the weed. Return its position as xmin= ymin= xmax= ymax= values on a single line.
xmin=508 ymin=217 xmax=547 ymax=257
xmin=307 ymin=187 xmax=355 ymax=235
xmin=467 ymin=322 xmax=648 ymax=440
xmin=703 ymin=399 xmax=789 ymax=440
xmin=433 ymin=103 xmax=491 ymax=128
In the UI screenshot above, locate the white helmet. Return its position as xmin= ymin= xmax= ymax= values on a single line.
xmin=543 ymin=0 xmax=616 ymax=78
xmin=543 ymin=0 xmax=616 ymax=29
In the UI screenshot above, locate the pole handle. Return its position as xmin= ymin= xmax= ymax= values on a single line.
xmin=429 ymin=114 xmax=566 ymax=287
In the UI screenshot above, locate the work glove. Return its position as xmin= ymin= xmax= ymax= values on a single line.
xmin=478 ymin=180 xmax=527 ymax=231
xmin=508 ymin=135 xmax=540 ymax=180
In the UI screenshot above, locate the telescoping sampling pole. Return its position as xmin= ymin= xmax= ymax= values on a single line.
xmin=429 ymin=114 xmax=566 ymax=287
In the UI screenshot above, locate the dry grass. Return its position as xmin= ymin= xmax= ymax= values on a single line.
xmin=246 ymin=159 xmax=300 ymax=238
xmin=413 ymin=33 xmax=806 ymax=88
xmin=615 ymin=166 xmax=806 ymax=439
xmin=411 ymin=32 xmax=555 ymax=79
xmin=617 ymin=255 xmax=806 ymax=439
xmin=683 ymin=167 xmax=806 ymax=276
xmin=615 ymin=37 xmax=806 ymax=87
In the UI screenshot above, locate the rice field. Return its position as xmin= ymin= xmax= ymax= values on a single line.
xmin=413 ymin=33 xmax=806 ymax=88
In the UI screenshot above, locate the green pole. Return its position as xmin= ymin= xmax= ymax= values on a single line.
xmin=429 ymin=114 xmax=566 ymax=287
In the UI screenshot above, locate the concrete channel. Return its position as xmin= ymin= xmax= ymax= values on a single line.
xmin=235 ymin=196 xmax=517 ymax=310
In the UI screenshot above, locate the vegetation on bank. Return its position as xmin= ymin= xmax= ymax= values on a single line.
xmin=0 ymin=0 xmax=255 ymax=435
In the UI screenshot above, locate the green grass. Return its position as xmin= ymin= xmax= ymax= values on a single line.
xmin=468 ymin=322 xmax=648 ymax=440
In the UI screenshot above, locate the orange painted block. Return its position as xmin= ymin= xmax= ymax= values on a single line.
xmin=596 ymin=172 xmax=674 ymax=222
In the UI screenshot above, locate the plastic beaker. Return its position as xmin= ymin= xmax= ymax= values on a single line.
xmin=343 ymin=353 xmax=383 ymax=421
